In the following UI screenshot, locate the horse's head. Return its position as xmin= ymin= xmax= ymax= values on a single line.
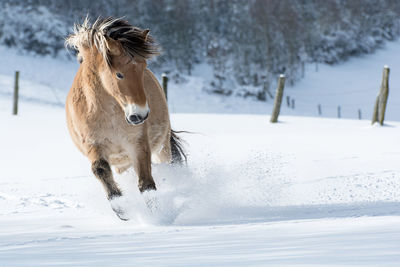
xmin=100 ymin=34 xmax=151 ymax=125
xmin=66 ymin=17 xmax=159 ymax=125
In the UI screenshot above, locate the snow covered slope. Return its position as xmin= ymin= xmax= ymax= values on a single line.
xmin=1 ymin=39 xmax=400 ymax=122
xmin=0 ymin=97 xmax=399 ymax=265
xmin=285 ymin=40 xmax=400 ymax=121
xmin=167 ymin=40 xmax=400 ymax=122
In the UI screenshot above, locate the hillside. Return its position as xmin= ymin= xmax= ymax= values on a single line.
xmin=1 ymin=0 xmax=400 ymax=96
xmin=1 ymin=37 xmax=399 ymax=121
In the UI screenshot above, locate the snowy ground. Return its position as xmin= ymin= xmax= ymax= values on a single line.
xmin=0 ymin=41 xmax=400 ymax=265
xmin=0 ymin=96 xmax=399 ymax=265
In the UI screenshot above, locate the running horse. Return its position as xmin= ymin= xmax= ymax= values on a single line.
xmin=65 ymin=17 xmax=185 ymax=219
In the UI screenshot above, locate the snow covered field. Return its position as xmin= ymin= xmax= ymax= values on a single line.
xmin=0 ymin=40 xmax=400 ymax=265
xmin=0 ymin=97 xmax=399 ymax=265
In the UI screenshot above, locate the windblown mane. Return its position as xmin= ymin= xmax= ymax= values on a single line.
xmin=65 ymin=17 xmax=159 ymax=66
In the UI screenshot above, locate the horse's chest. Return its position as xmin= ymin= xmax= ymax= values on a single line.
xmin=89 ymin=107 xmax=139 ymax=147
xmin=96 ymin=116 xmax=134 ymax=142
xmin=99 ymin=117 xmax=141 ymax=167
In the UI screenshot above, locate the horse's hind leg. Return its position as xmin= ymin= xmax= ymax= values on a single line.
xmin=152 ymin=139 xmax=172 ymax=164
xmin=88 ymin=146 xmax=122 ymax=200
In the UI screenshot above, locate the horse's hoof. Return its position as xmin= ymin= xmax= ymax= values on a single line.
xmin=139 ymin=180 xmax=157 ymax=193
xmin=109 ymin=196 xmax=129 ymax=221
xmin=112 ymin=207 xmax=129 ymax=221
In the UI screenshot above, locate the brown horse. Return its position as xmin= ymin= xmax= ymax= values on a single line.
xmin=65 ymin=17 xmax=185 ymax=219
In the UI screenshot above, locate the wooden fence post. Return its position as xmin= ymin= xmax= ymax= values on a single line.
xmin=337 ymin=105 xmax=341 ymax=118
xmin=12 ymin=71 xmax=19 ymax=115
xmin=378 ymin=66 xmax=389 ymax=125
xmin=162 ymin=73 xmax=168 ymax=101
xmin=270 ymin=74 xmax=285 ymax=123
xmin=318 ymin=104 xmax=322 ymax=115
xmin=371 ymin=96 xmax=379 ymax=124
xmin=372 ymin=65 xmax=390 ymax=125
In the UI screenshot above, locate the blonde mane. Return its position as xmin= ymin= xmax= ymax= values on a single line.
xmin=65 ymin=17 xmax=159 ymax=66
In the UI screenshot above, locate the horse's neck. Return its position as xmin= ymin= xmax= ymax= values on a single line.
xmin=82 ymin=69 xmax=114 ymax=113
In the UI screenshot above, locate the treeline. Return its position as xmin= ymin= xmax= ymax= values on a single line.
xmin=1 ymin=0 xmax=400 ymax=98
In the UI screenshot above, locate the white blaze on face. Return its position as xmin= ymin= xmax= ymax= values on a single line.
xmin=124 ymin=102 xmax=150 ymax=125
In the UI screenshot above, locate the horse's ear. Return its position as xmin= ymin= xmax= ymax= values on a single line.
xmin=142 ymin=29 xmax=150 ymax=41
xmin=105 ymin=36 xmax=122 ymax=56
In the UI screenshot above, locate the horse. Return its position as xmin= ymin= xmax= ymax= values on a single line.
xmin=65 ymin=17 xmax=185 ymax=219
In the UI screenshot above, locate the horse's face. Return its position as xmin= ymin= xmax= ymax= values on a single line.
xmin=100 ymin=38 xmax=149 ymax=125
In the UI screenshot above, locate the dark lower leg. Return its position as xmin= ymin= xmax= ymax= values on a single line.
xmin=133 ymin=142 xmax=156 ymax=192
xmin=91 ymin=158 xmax=122 ymax=199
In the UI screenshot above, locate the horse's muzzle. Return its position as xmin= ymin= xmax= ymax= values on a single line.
xmin=126 ymin=112 xmax=149 ymax=125
xmin=124 ymin=103 xmax=150 ymax=125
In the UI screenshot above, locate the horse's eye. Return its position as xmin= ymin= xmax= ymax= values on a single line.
xmin=116 ymin=72 xmax=124 ymax=79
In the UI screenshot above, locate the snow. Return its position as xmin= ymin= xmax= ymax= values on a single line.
xmin=0 ymin=40 xmax=400 ymax=265
xmin=285 ymin=41 xmax=400 ymax=121
xmin=0 ymin=96 xmax=400 ymax=265
xmin=1 ymin=39 xmax=400 ymax=121
xmin=0 ymin=46 xmax=76 ymax=108
xmin=167 ymin=41 xmax=400 ymax=121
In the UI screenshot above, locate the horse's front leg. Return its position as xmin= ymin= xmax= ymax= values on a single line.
xmin=131 ymin=134 xmax=156 ymax=192
xmin=88 ymin=146 xmax=129 ymax=220
xmin=88 ymin=146 xmax=122 ymax=199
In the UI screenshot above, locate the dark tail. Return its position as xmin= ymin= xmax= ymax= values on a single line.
xmin=170 ymin=130 xmax=187 ymax=164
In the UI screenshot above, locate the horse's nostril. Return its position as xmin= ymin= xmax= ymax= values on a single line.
xmin=129 ymin=114 xmax=142 ymax=124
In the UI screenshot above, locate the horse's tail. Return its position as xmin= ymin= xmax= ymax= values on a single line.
xmin=170 ymin=130 xmax=187 ymax=164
